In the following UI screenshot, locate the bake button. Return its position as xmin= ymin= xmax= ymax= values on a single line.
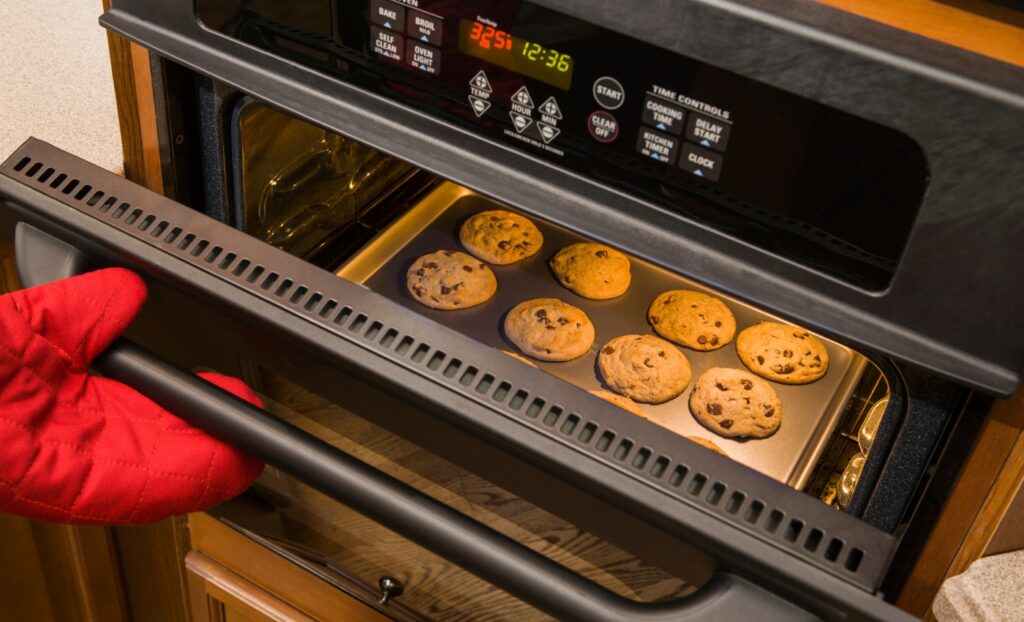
xmin=587 ymin=111 xmax=619 ymax=143
xmin=636 ymin=128 xmax=679 ymax=165
xmin=406 ymin=9 xmax=442 ymax=46
xmin=641 ymin=96 xmax=686 ymax=135
xmin=406 ymin=41 xmax=441 ymax=75
xmin=685 ymin=113 xmax=731 ymax=151
xmin=370 ymin=0 xmax=405 ymax=31
xmin=370 ymin=26 xmax=404 ymax=62
xmin=679 ymin=144 xmax=723 ymax=181
xmin=593 ymin=76 xmax=625 ymax=110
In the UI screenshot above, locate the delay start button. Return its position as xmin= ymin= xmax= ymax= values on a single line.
xmin=587 ymin=111 xmax=619 ymax=143
xmin=593 ymin=76 xmax=625 ymax=110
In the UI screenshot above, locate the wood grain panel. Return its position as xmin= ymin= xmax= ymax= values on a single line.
xmin=190 ymin=513 xmax=390 ymax=622
xmin=0 ymin=515 xmax=55 ymax=622
xmin=112 ymin=518 xmax=194 ymax=622
xmin=816 ymin=0 xmax=1024 ymax=68
xmin=186 ymin=552 xmax=317 ymax=622
xmin=895 ymin=386 xmax=1024 ymax=618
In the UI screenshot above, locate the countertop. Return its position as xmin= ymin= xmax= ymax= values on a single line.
xmin=0 ymin=1 xmax=123 ymax=173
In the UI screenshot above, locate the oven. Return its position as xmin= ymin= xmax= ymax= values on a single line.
xmin=1 ymin=0 xmax=1022 ymax=620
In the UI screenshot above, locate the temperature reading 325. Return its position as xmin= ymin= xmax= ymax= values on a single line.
xmin=458 ymin=19 xmax=574 ymax=90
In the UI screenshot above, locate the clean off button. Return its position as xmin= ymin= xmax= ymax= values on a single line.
xmin=593 ymin=77 xmax=625 ymax=110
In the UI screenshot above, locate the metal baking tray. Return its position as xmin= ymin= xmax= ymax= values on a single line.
xmin=338 ymin=182 xmax=868 ymax=488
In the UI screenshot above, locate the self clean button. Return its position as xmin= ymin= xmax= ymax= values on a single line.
xmin=593 ymin=77 xmax=625 ymax=110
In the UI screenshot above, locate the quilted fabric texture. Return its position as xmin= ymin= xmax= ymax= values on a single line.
xmin=0 ymin=268 xmax=264 ymax=524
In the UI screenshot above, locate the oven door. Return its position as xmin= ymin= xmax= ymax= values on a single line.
xmin=0 ymin=139 xmax=913 ymax=621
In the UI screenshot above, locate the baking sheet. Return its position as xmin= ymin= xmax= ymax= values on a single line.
xmin=338 ymin=183 xmax=866 ymax=488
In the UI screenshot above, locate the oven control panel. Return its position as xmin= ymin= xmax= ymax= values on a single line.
xmin=207 ymin=0 xmax=929 ymax=291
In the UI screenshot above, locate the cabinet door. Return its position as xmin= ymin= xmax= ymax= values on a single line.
xmin=186 ymin=551 xmax=321 ymax=622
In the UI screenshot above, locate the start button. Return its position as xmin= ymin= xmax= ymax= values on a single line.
xmin=592 ymin=76 xmax=625 ymax=110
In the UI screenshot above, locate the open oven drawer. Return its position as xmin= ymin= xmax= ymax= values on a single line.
xmin=0 ymin=139 xmax=928 ymax=621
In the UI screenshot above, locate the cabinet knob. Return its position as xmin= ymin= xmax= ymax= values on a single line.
xmin=377 ymin=576 xmax=404 ymax=605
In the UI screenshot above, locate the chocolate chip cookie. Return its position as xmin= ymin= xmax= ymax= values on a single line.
xmin=504 ymin=298 xmax=595 ymax=362
xmin=549 ymin=242 xmax=631 ymax=300
xmin=689 ymin=367 xmax=782 ymax=439
xmin=589 ymin=389 xmax=645 ymax=417
xmin=459 ymin=209 xmax=544 ymax=265
xmin=647 ymin=290 xmax=736 ymax=351
xmin=736 ymin=322 xmax=829 ymax=384
xmin=686 ymin=436 xmax=727 ymax=456
xmin=406 ymin=250 xmax=497 ymax=310
xmin=597 ymin=334 xmax=692 ymax=404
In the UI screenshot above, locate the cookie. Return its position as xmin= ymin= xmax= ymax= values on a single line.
xmin=459 ymin=210 xmax=544 ymax=265
xmin=647 ymin=290 xmax=736 ymax=351
xmin=688 ymin=367 xmax=781 ymax=439
xmin=406 ymin=250 xmax=497 ymax=310
xmin=686 ymin=436 xmax=727 ymax=456
xmin=549 ymin=242 xmax=631 ymax=300
xmin=597 ymin=335 xmax=691 ymax=404
xmin=736 ymin=322 xmax=829 ymax=384
xmin=500 ymin=349 xmax=538 ymax=368
xmin=589 ymin=389 xmax=644 ymax=417
xmin=504 ymin=298 xmax=595 ymax=362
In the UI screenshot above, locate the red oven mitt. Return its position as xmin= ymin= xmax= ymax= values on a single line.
xmin=0 ymin=268 xmax=264 ymax=524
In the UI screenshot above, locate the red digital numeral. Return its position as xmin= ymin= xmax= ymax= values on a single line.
xmin=494 ymin=30 xmax=512 ymax=51
xmin=479 ymin=25 xmax=495 ymax=48
xmin=469 ymin=21 xmax=483 ymax=41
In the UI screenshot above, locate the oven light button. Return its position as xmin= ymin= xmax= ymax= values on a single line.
xmin=406 ymin=41 xmax=440 ymax=75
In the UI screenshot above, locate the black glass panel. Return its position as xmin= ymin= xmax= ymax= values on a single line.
xmin=197 ymin=0 xmax=930 ymax=290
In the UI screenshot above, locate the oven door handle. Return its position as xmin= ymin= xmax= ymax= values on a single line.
xmin=14 ymin=224 xmax=815 ymax=621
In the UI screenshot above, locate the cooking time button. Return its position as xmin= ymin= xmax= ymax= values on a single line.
xmin=588 ymin=111 xmax=619 ymax=143
xmin=679 ymin=144 xmax=723 ymax=181
xmin=642 ymin=97 xmax=685 ymax=135
xmin=685 ymin=113 xmax=731 ymax=151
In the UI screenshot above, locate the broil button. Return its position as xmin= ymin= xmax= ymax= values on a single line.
xmin=406 ymin=9 xmax=442 ymax=46
xmin=587 ymin=111 xmax=619 ymax=143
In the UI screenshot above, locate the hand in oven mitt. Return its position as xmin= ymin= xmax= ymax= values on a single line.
xmin=0 ymin=268 xmax=264 ymax=524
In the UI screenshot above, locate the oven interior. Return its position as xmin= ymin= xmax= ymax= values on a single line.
xmin=134 ymin=67 xmax=971 ymax=617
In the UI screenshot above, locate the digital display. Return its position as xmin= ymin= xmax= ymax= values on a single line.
xmin=457 ymin=20 xmax=573 ymax=90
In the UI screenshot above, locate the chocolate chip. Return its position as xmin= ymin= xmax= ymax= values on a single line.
xmin=512 ymin=223 xmax=520 ymax=228
xmin=441 ymin=285 xmax=451 ymax=294
xmin=603 ymin=346 xmax=615 ymax=355
xmin=756 ymin=355 xmax=765 ymax=364
xmin=744 ymin=397 xmax=750 ymax=404
xmin=690 ymin=304 xmax=697 ymax=308
xmin=710 ymin=336 xmax=719 ymax=346
xmin=644 ymin=358 xmax=654 ymax=368
xmin=596 ymin=250 xmax=609 ymax=258
xmin=416 ymin=268 xmax=425 ymax=276
xmin=714 ymin=320 xmax=722 ymax=327
xmin=535 ymin=309 xmax=548 ymax=321
xmin=774 ymin=364 xmax=795 ymax=374
xmin=814 ymin=355 xmax=821 ymax=361
xmin=715 ymin=382 xmax=727 ymax=391
xmin=740 ymin=380 xmax=752 ymax=390
xmin=462 ymin=265 xmax=473 ymax=272
xmin=783 ymin=349 xmax=793 ymax=358
xmin=479 ymin=263 xmax=485 ymax=269
xmin=545 ymin=325 xmax=555 ymax=330
xmin=423 ymin=262 xmax=438 ymax=269
xmin=763 ymin=406 xmax=775 ymax=417
xmin=666 ymin=295 xmax=676 ymax=303
xmin=650 ymin=315 xmax=660 ymax=325
xmin=557 ymin=317 xmax=569 ymax=325
xmin=576 ymin=322 xmax=581 ymax=328
xmin=658 ymin=351 xmax=666 ymax=358
xmin=697 ymin=335 xmax=708 ymax=345
xmin=498 ymin=240 xmax=510 ymax=249
xmin=707 ymin=403 xmax=723 ymax=416
xmin=720 ymin=419 xmax=733 ymax=429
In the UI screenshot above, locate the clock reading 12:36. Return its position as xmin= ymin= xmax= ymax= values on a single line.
xmin=458 ymin=20 xmax=574 ymax=90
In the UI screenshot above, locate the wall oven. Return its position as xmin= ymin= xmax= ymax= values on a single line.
xmin=1 ymin=0 xmax=1022 ymax=620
